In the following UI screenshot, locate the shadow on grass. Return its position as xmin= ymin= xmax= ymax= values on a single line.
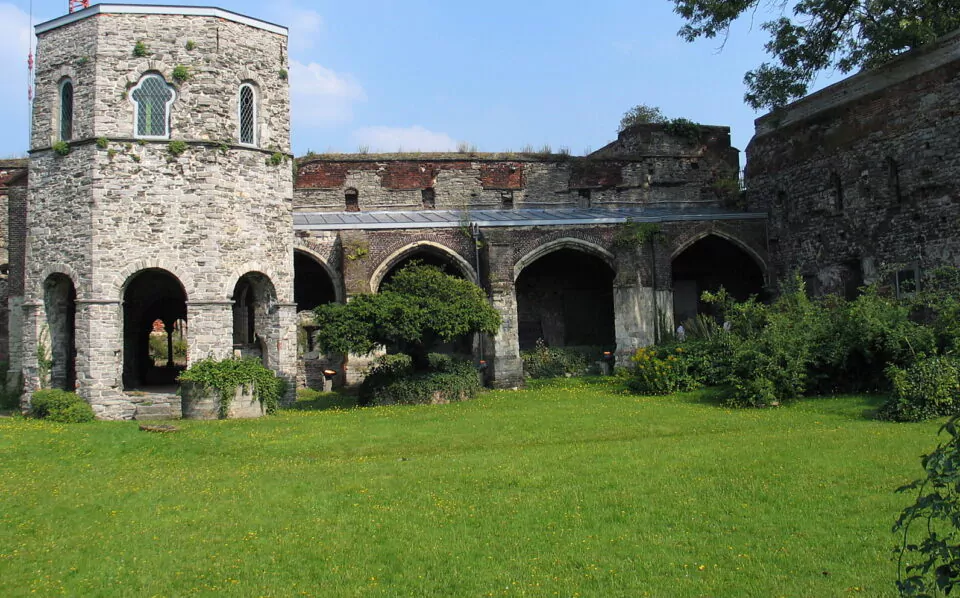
xmin=286 ymin=389 xmax=361 ymax=412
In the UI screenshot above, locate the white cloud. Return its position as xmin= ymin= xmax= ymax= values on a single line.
xmin=267 ymin=0 xmax=323 ymax=53
xmin=351 ymin=126 xmax=459 ymax=152
xmin=290 ymin=60 xmax=366 ymax=127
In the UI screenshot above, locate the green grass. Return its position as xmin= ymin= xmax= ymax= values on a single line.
xmin=0 ymin=378 xmax=942 ymax=596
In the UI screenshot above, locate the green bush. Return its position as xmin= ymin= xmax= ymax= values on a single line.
xmin=880 ymin=356 xmax=960 ymax=422
xmin=626 ymin=345 xmax=701 ymax=395
xmin=178 ymin=357 xmax=287 ymax=415
xmin=359 ymin=353 xmax=480 ymax=406
xmin=31 ymin=389 xmax=95 ymax=423
xmin=520 ymin=340 xmax=597 ymax=379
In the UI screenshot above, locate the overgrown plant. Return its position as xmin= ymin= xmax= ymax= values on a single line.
xmin=167 ymin=141 xmax=188 ymax=157
xmin=52 ymin=141 xmax=70 ymax=157
xmin=314 ymin=263 xmax=500 ymax=372
xmin=178 ymin=357 xmax=286 ymax=416
xmin=171 ymin=65 xmax=190 ymax=84
xmin=894 ymin=416 xmax=960 ymax=596
xmin=132 ymin=40 xmax=149 ymax=58
xmin=30 ymin=389 xmax=95 ymax=423
xmin=612 ymin=221 xmax=663 ymax=250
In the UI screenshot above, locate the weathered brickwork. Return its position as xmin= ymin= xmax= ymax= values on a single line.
xmin=294 ymin=126 xmax=740 ymax=213
xmin=747 ymin=31 xmax=960 ymax=293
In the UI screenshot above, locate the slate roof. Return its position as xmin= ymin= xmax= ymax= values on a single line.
xmin=293 ymin=207 xmax=766 ymax=231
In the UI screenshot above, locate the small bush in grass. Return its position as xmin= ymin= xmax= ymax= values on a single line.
xmin=31 ymin=389 xmax=95 ymax=423
xmin=626 ymin=346 xmax=701 ymax=395
xmin=520 ymin=340 xmax=596 ymax=379
xmin=359 ymin=353 xmax=480 ymax=406
xmin=880 ymin=356 xmax=960 ymax=421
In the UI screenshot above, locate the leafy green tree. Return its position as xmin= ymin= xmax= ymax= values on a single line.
xmin=313 ymin=264 xmax=501 ymax=370
xmin=672 ymin=0 xmax=960 ymax=110
xmin=618 ymin=104 xmax=668 ymax=131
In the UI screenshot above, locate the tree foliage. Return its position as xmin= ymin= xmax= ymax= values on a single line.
xmin=313 ymin=264 xmax=501 ymax=368
xmin=618 ymin=104 xmax=668 ymax=131
xmin=672 ymin=0 xmax=960 ymax=110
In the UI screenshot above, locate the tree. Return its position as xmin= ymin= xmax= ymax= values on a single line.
xmin=672 ymin=0 xmax=960 ymax=111
xmin=313 ymin=263 xmax=501 ymax=370
xmin=618 ymin=104 xmax=668 ymax=131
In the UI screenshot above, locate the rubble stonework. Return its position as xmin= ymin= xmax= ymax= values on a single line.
xmin=15 ymin=5 xmax=295 ymax=419
xmin=746 ymin=30 xmax=960 ymax=293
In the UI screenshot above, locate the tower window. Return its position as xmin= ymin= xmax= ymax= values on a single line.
xmin=831 ymin=172 xmax=843 ymax=212
xmin=130 ymin=73 xmax=175 ymax=139
xmin=238 ymin=83 xmax=256 ymax=146
xmin=59 ymin=79 xmax=73 ymax=141
xmin=345 ymin=188 xmax=359 ymax=212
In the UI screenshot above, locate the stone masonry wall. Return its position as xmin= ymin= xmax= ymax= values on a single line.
xmin=294 ymin=126 xmax=740 ymax=212
xmin=747 ymin=33 xmax=960 ymax=293
xmin=25 ymin=10 xmax=295 ymax=418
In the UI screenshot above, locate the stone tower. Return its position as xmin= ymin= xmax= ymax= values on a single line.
xmin=15 ymin=4 xmax=296 ymax=419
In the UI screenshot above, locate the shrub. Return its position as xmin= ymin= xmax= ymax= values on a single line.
xmin=30 ymin=389 xmax=95 ymax=423
xmin=171 ymin=65 xmax=190 ymax=83
xmin=52 ymin=141 xmax=70 ymax=156
xmin=359 ymin=353 xmax=480 ymax=406
xmin=132 ymin=41 xmax=149 ymax=57
xmin=178 ymin=357 xmax=286 ymax=415
xmin=880 ymin=356 xmax=960 ymax=422
xmin=520 ymin=340 xmax=596 ymax=379
xmin=626 ymin=345 xmax=701 ymax=395
xmin=894 ymin=416 xmax=960 ymax=595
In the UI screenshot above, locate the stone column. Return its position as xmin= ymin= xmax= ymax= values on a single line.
xmin=77 ymin=299 xmax=128 ymax=419
xmin=18 ymin=300 xmax=42 ymax=409
xmin=5 ymin=295 xmax=23 ymax=396
xmin=186 ymin=301 xmax=234 ymax=364
xmin=272 ymin=302 xmax=299 ymax=403
xmin=489 ymin=281 xmax=523 ymax=388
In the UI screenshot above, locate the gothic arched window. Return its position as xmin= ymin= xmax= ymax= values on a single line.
xmin=238 ymin=83 xmax=257 ymax=146
xmin=59 ymin=79 xmax=74 ymax=141
xmin=130 ymin=73 xmax=175 ymax=139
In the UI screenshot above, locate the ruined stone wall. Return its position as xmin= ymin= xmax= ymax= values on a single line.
xmin=294 ymin=126 xmax=739 ymax=212
xmin=746 ymin=32 xmax=960 ymax=293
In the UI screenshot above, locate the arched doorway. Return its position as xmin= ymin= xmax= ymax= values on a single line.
xmin=43 ymin=273 xmax=76 ymax=391
xmin=294 ymin=251 xmax=337 ymax=312
xmin=122 ymin=269 xmax=187 ymax=389
xmin=672 ymin=234 xmax=765 ymax=324
xmin=232 ymin=272 xmax=278 ymax=367
xmin=515 ymin=248 xmax=616 ymax=351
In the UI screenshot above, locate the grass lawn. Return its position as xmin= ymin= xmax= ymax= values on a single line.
xmin=0 ymin=378 xmax=943 ymax=597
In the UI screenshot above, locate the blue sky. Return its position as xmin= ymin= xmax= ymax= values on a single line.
xmin=0 ymin=0 xmax=840 ymax=162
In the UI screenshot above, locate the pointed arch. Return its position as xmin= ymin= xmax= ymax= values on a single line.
xmin=670 ymin=229 xmax=767 ymax=274
xmin=370 ymin=241 xmax=478 ymax=293
xmin=513 ymin=237 xmax=616 ymax=282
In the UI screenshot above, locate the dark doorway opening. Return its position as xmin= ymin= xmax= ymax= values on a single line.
xmin=123 ymin=269 xmax=187 ymax=389
xmin=672 ymin=235 xmax=764 ymax=324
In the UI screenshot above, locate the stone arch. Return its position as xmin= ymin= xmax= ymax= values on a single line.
xmin=292 ymin=244 xmax=344 ymax=303
xmin=370 ymin=241 xmax=478 ymax=293
xmin=112 ymin=259 xmax=194 ymax=302
xmin=671 ymin=232 xmax=767 ymax=324
xmin=34 ymin=263 xmax=84 ymax=302
xmin=513 ymin=237 xmax=616 ymax=282
xmin=221 ymin=262 xmax=283 ymax=301
xmin=121 ymin=268 xmax=188 ymax=389
xmin=670 ymin=228 xmax=767 ymax=274
xmin=514 ymin=240 xmax=617 ymax=351
xmin=231 ymin=271 xmax=280 ymax=370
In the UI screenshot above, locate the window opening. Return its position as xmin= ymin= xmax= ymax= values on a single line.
xmin=578 ymin=189 xmax=591 ymax=208
xmin=345 ymin=188 xmax=359 ymax=212
xmin=59 ymin=80 xmax=73 ymax=141
xmin=131 ymin=74 xmax=175 ymax=138
xmin=831 ymin=172 xmax=843 ymax=212
xmin=501 ymin=190 xmax=514 ymax=209
xmin=887 ymin=157 xmax=902 ymax=204
xmin=421 ymin=188 xmax=436 ymax=209
xmin=239 ymin=84 xmax=256 ymax=145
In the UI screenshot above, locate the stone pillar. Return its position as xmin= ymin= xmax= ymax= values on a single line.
xmin=489 ymin=281 xmax=522 ymax=388
xmin=272 ymin=303 xmax=299 ymax=403
xmin=5 ymin=295 xmax=23 ymax=396
xmin=77 ymin=299 xmax=129 ymax=419
xmin=613 ymin=282 xmax=653 ymax=364
xmin=18 ymin=301 xmax=42 ymax=410
xmin=186 ymin=301 xmax=234 ymax=364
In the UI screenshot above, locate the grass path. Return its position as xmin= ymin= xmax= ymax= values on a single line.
xmin=0 ymin=379 xmax=942 ymax=596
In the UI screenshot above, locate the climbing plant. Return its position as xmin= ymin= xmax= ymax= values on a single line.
xmin=612 ymin=221 xmax=664 ymax=250
xmin=178 ymin=357 xmax=286 ymax=416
